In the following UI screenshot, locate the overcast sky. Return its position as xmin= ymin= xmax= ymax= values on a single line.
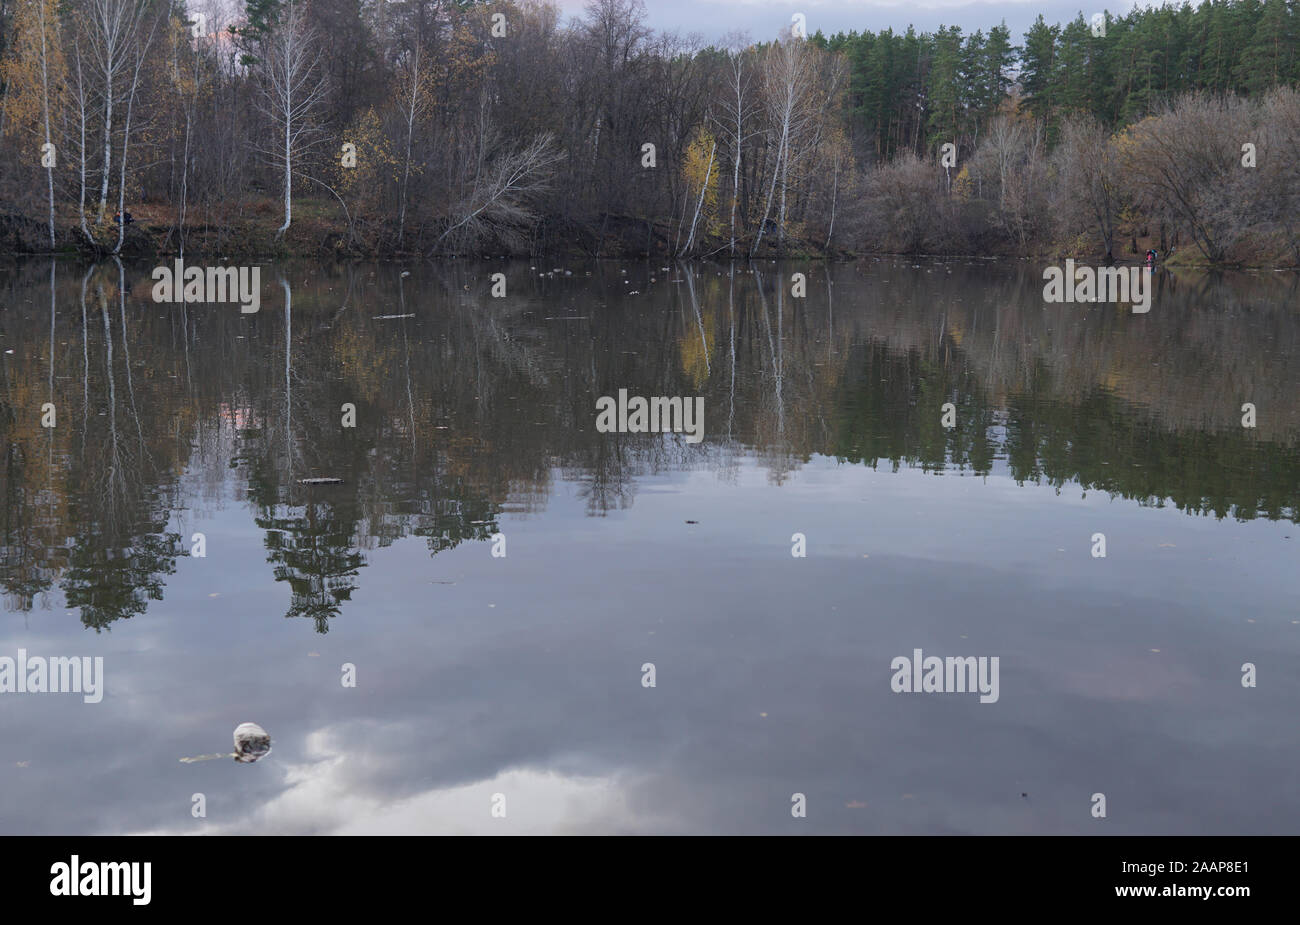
xmin=557 ymin=0 xmax=1151 ymax=43
xmin=195 ymin=1 xmax=1158 ymax=48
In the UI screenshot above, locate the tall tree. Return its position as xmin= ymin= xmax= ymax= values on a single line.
xmin=0 ymin=0 xmax=66 ymax=246
xmin=1019 ymin=15 xmax=1058 ymax=123
xmin=255 ymin=0 xmax=325 ymax=237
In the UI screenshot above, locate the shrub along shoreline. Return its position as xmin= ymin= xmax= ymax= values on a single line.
xmin=7 ymin=196 xmax=1294 ymax=269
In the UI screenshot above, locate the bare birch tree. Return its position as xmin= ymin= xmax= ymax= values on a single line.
xmin=111 ymin=11 xmax=158 ymax=254
xmin=255 ymin=0 xmax=325 ymax=238
xmin=396 ymin=43 xmax=432 ymax=247
xmin=752 ymin=28 xmax=829 ymax=255
xmin=81 ymin=0 xmax=149 ymax=222
xmin=714 ymin=38 xmax=759 ymax=256
xmin=69 ymin=37 xmax=94 ymax=243
xmin=169 ymin=5 xmax=216 ymax=256
xmin=34 ymin=0 xmax=58 ymax=247
xmin=0 ymin=0 xmax=64 ymax=246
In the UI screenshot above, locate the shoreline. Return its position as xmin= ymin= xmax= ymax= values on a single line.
xmin=4 ymin=247 xmax=1296 ymax=272
xmin=4 ymin=200 xmax=1298 ymax=270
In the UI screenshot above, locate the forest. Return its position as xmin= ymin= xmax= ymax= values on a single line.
xmin=0 ymin=0 xmax=1298 ymax=263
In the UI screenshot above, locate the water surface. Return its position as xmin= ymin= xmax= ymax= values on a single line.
xmin=2 ymin=259 xmax=1298 ymax=834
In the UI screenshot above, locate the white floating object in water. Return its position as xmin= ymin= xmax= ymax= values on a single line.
xmin=233 ymin=723 xmax=272 ymax=764
xmin=373 ymin=313 xmax=415 ymax=319
xmin=298 ymin=477 xmax=343 ymax=485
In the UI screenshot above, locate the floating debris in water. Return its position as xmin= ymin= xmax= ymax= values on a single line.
xmin=374 ymin=313 xmax=415 ymax=319
xmin=298 ymin=477 xmax=343 ymax=485
xmin=233 ymin=723 xmax=272 ymax=763
xmin=180 ymin=722 xmax=272 ymax=764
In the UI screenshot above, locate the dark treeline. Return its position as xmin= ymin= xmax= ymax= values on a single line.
xmin=0 ymin=0 xmax=1298 ymax=262
xmin=2 ymin=259 xmax=1299 ymax=630
xmin=825 ymin=0 xmax=1300 ymax=159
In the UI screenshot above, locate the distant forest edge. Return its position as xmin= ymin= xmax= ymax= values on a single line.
xmin=0 ymin=0 xmax=1298 ymax=264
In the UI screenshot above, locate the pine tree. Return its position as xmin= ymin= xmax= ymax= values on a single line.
xmin=238 ymin=0 xmax=285 ymax=66
xmin=1019 ymin=15 xmax=1059 ymax=123
xmin=925 ymin=25 xmax=964 ymax=153
xmin=1235 ymin=0 xmax=1296 ymax=92
xmin=1055 ymin=15 xmax=1092 ymax=120
xmin=981 ymin=23 xmax=1014 ymax=121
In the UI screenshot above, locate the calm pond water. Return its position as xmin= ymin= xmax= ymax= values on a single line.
xmin=2 ymin=258 xmax=1298 ymax=834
